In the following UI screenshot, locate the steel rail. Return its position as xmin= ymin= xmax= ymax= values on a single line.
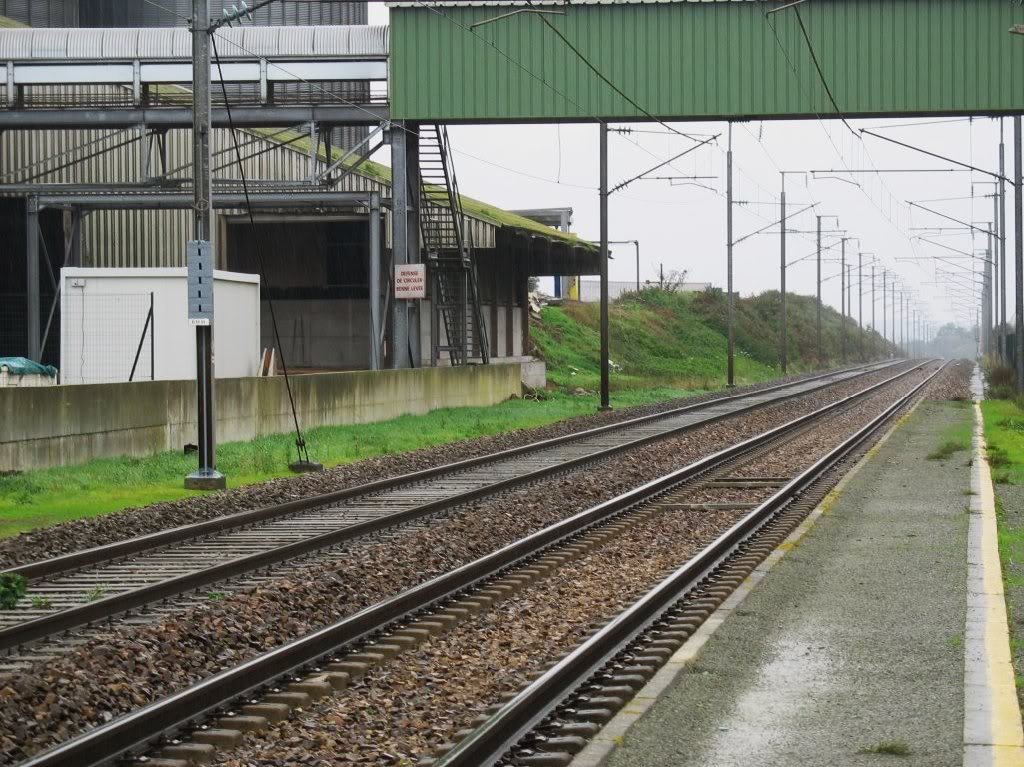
xmin=433 ymin=362 xmax=947 ymax=767
xmin=0 ymin=363 xmax=895 ymax=653
xmin=7 ymin=361 xmax=890 ymax=583
xmin=16 ymin=361 xmax=931 ymax=767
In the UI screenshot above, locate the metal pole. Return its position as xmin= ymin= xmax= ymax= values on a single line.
xmin=634 ymin=241 xmax=640 ymax=293
xmin=25 ymin=196 xmax=41 ymax=361
xmin=369 ymin=192 xmax=382 ymax=371
xmin=858 ymin=251 xmax=863 ymax=360
xmin=987 ymin=226 xmax=994 ymax=358
xmin=1000 ymin=119 xmax=1008 ymax=361
xmin=841 ymin=238 xmax=847 ymax=363
xmin=780 ymin=173 xmax=787 ymax=374
xmin=815 ymin=215 xmax=822 ymax=366
xmin=891 ymin=279 xmax=896 ymax=351
xmin=882 ymin=270 xmax=887 ymax=356
xmin=150 ymin=290 xmax=155 ymax=380
xmin=391 ymin=122 xmax=410 ymax=368
xmin=871 ymin=263 xmax=876 ymax=360
xmin=599 ymin=122 xmax=610 ymax=410
xmin=897 ymin=290 xmax=902 ymax=355
xmin=1016 ymin=116 xmax=1023 ymax=391
xmin=727 ymin=124 xmax=735 ymax=387
xmin=184 ymin=0 xmax=224 ymax=491
xmin=900 ymin=292 xmax=905 ymax=356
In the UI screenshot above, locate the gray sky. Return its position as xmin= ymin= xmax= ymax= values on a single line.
xmin=369 ymin=6 xmax=1003 ymax=335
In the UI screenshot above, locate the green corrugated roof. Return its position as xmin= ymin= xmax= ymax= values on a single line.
xmin=0 ymin=15 xmax=25 ymax=27
xmin=250 ymin=127 xmax=595 ymax=251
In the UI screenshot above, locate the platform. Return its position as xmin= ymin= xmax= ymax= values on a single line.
xmin=576 ymin=396 xmax=1024 ymax=767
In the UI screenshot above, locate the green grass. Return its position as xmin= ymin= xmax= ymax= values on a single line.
xmin=983 ymin=405 xmax=1024 ymax=707
xmin=0 ymin=286 xmax=892 ymax=539
xmin=857 ymin=741 xmax=912 ymax=757
xmin=982 ymin=400 xmax=1024 ymax=486
xmin=532 ymin=288 xmax=893 ymax=392
xmin=927 ymin=417 xmax=973 ymax=460
xmin=0 ymin=387 xmax=697 ymax=538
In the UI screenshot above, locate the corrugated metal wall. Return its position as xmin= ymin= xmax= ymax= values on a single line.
xmin=78 ymin=1 xmax=366 ymax=28
xmin=390 ymin=0 xmax=1024 ymax=121
xmin=0 ymin=124 xmax=398 ymax=268
xmin=0 ymin=0 xmax=77 ymax=27
xmin=1 ymin=121 xmax=497 ymax=267
xmin=76 ymin=0 xmax=371 ymax=149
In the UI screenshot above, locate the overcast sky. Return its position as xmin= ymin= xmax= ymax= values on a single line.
xmin=369 ymin=6 xmax=1004 ymax=336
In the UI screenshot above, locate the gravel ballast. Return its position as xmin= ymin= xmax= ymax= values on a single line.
xmin=0 ymin=367 xmax=888 ymax=570
xmin=0 ymin=364 xmax=932 ymax=763
xmin=211 ymin=368 xmax=940 ymax=766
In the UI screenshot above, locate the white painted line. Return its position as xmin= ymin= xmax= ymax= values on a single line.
xmin=963 ymin=388 xmax=1024 ymax=767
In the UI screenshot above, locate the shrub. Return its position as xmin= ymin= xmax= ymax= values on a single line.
xmin=985 ymin=363 xmax=1016 ymax=399
xmin=0 ymin=573 xmax=27 ymax=609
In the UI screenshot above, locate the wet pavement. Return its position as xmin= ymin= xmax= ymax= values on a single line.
xmin=602 ymin=401 xmax=972 ymax=767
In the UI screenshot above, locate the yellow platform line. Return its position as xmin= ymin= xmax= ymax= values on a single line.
xmin=964 ymin=397 xmax=1024 ymax=767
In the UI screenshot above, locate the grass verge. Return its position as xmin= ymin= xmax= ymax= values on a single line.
xmin=0 ymin=387 xmax=697 ymax=539
xmin=981 ymin=398 xmax=1024 ymax=702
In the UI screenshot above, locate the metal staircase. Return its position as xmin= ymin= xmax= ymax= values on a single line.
xmin=418 ymin=124 xmax=490 ymax=366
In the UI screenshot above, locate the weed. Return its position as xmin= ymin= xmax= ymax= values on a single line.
xmin=0 ymin=573 xmax=27 ymax=609
xmin=207 ymin=592 xmax=226 ymax=602
xmin=857 ymin=741 xmax=912 ymax=757
xmin=985 ymin=364 xmax=1016 ymax=398
xmin=84 ymin=585 xmax=107 ymax=602
xmin=989 ymin=448 xmax=1012 ymax=469
xmin=928 ymin=441 xmax=963 ymax=460
xmin=29 ymin=594 xmax=52 ymax=609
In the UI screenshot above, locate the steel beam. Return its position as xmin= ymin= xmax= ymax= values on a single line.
xmin=27 ymin=191 xmax=373 ymax=210
xmin=0 ymin=104 xmax=389 ymax=130
xmin=25 ymin=196 xmax=40 ymax=361
xmin=369 ymin=192 xmax=382 ymax=371
xmin=390 ymin=120 xmax=413 ymax=369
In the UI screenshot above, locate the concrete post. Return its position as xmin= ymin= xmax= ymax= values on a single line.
xmin=1015 ymin=116 xmax=1023 ymax=391
xmin=779 ymin=174 xmax=787 ymax=374
xmin=815 ymin=215 xmax=822 ymax=366
xmin=727 ymin=124 xmax=735 ymax=386
xmin=599 ymin=122 xmax=610 ymax=410
xmin=840 ymin=238 xmax=847 ymax=363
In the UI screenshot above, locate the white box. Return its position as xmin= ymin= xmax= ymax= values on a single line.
xmin=59 ymin=267 xmax=260 ymax=385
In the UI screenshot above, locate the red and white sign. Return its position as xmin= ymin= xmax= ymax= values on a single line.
xmin=394 ymin=263 xmax=427 ymax=299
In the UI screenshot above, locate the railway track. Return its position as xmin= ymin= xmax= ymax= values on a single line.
xmin=433 ymin=361 xmax=947 ymax=767
xmin=11 ymin=359 xmax=941 ymax=767
xmin=0 ymin=361 xmax=896 ymax=662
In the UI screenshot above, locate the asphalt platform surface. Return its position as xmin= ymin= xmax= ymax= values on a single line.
xmin=605 ymin=401 xmax=971 ymax=767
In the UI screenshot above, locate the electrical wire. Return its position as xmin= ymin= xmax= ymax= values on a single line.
xmin=211 ymin=32 xmax=312 ymax=466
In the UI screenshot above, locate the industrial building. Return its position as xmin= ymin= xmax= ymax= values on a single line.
xmin=0 ymin=1 xmax=598 ymax=380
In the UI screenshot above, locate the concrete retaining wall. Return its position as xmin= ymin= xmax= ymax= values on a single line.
xmin=0 ymin=364 xmax=523 ymax=472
